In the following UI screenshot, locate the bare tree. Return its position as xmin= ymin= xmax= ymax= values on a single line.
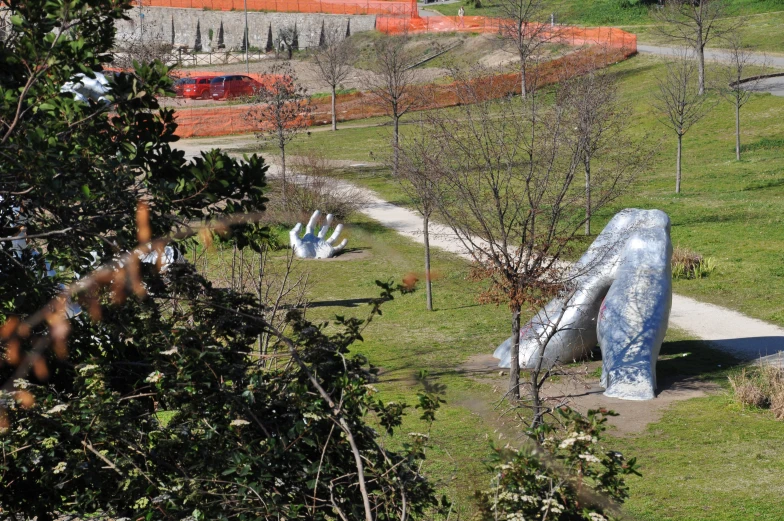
xmin=423 ymin=68 xmax=638 ymax=406
xmin=310 ymin=27 xmax=355 ymax=131
xmin=654 ymin=51 xmax=712 ymax=193
xmin=245 ymin=64 xmax=311 ymax=207
xmin=496 ymin=0 xmax=552 ymax=99
xmin=397 ymin=119 xmax=442 ymax=311
xmin=277 ymin=25 xmax=299 ymax=59
xmin=366 ymin=34 xmax=420 ymax=176
xmin=717 ymin=33 xmax=765 ymax=161
xmin=654 ymin=0 xmax=744 ymax=95
xmin=113 ymin=30 xmax=175 ymax=69
xmin=558 ymin=68 xmax=630 ymax=235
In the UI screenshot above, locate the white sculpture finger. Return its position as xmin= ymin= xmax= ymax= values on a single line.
xmin=318 ymin=214 xmax=334 ymax=239
xmin=325 ymin=224 xmax=343 ymax=245
xmin=305 ymin=210 xmax=320 ymax=235
xmin=332 ymin=238 xmax=348 ymax=253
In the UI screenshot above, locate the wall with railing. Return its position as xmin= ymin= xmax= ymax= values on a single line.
xmin=142 ymin=0 xmax=417 ymax=17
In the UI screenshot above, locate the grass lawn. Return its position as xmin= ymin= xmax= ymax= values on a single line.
xmin=427 ymin=1 xmax=784 ymax=53
xmin=194 ymin=211 xmax=784 ymax=519
xmin=244 ymin=53 xmax=784 ymax=328
xmin=616 ymin=395 xmax=784 ymax=521
xmin=209 ymin=47 xmax=784 ymax=518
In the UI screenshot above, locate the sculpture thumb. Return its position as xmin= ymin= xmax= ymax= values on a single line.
xmin=290 ymin=223 xmax=303 ymax=247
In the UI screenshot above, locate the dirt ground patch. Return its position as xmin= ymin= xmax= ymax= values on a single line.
xmin=458 ymin=353 xmax=719 ymax=436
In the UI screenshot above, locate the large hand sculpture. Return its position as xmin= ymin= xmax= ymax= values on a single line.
xmin=493 ymin=209 xmax=673 ymax=400
xmin=290 ymin=210 xmax=347 ymax=259
xmin=61 ymin=72 xmax=111 ymax=104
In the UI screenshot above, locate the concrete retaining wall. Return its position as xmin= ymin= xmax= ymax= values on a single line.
xmin=116 ymin=7 xmax=376 ymax=51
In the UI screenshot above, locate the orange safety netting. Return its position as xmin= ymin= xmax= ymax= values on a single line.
xmin=376 ymin=17 xmax=636 ymax=52
xmin=143 ymin=0 xmax=417 ymax=17
xmin=173 ymin=44 xmax=635 ymax=138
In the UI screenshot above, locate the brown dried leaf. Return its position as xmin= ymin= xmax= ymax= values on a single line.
xmin=137 ymin=201 xmax=151 ymax=244
xmin=111 ymin=267 xmax=127 ymax=305
xmin=199 ymin=227 xmax=214 ymax=251
xmin=33 ymin=356 xmax=49 ymax=380
xmin=0 ymin=317 xmax=19 ymax=340
xmin=15 ymin=390 xmax=34 ymax=408
xmin=6 ymin=339 xmax=20 ymax=365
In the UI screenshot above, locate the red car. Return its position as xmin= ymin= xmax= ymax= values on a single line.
xmin=181 ymin=76 xmax=214 ymax=99
xmin=210 ymin=75 xmax=261 ymax=100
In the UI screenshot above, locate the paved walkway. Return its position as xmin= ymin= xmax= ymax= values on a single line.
xmin=637 ymin=44 xmax=784 ymax=70
xmin=176 ymin=136 xmax=784 ymax=366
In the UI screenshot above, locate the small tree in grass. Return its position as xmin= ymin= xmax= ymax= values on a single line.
xmin=367 ymin=34 xmax=420 ymax=176
xmin=654 ymin=0 xmax=744 ymax=96
xmin=397 ymin=118 xmax=443 ymax=311
xmin=496 ymin=0 xmax=552 ymax=99
xmin=558 ymin=67 xmax=632 ymax=236
xmin=310 ymin=26 xmax=355 ymax=131
xmin=654 ymin=50 xmax=712 ymax=194
xmin=421 ymin=67 xmax=639 ymax=412
xmin=717 ymin=32 xmax=766 ymax=161
xmin=246 ymin=63 xmax=311 ymax=208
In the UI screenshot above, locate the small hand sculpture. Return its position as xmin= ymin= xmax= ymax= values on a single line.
xmin=290 ymin=210 xmax=347 ymax=259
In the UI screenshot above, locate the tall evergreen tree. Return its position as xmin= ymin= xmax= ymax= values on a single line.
xmin=241 ymin=28 xmax=248 ymax=52
xmin=194 ymin=19 xmax=202 ymax=52
xmin=265 ymin=23 xmax=273 ymax=52
xmin=318 ymin=20 xmax=325 ymax=48
xmin=217 ymin=19 xmax=225 ymax=49
xmin=292 ymin=22 xmax=299 ymax=51
xmin=346 ymin=18 xmax=351 ymax=37
xmin=171 ymin=15 xmax=175 ymax=46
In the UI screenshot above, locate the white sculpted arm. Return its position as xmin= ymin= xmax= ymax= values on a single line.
xmin=493 ymin=208 xmax=673 ymax=401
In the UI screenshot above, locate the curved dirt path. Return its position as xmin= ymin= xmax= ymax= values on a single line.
xmin=176 ymin=136 xmax=784 ymax=366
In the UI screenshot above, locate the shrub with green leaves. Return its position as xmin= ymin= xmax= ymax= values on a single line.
xmin=475 ymin=408 xmax=639 ymax=521
xmin=0 ymin=1 xmax=439 ymax=519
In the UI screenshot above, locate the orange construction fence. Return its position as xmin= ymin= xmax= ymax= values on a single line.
xmin=376 ymin=17 xmax=636 ymax=52
xmin=143 ymin=0 xmax=417 ymax=17
xmin=172 ymin=44 xmax=635 ymax=138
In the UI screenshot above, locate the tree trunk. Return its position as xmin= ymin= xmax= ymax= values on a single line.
xmin=676 ymin=133 xmax=682 ymax=194
xmin=393 ymin=115 xmax=400 ymax=176
xmin=331 ymin=84 xmax=337 ymax=131
xmin=697 ymin=43 xmax=706 ymax=96
xmin=735 ymin=102 xmax=741 ymax=161
xmin=584 ymin=157 xmax=591 ymax=235
xmin=281 ymin=144 xmax=287 ymax=207
xmin=509 ymin=306 xmax=521 ymax=400
xmin=520 ymin=61 xmax=527 ymax=99
xmin=423 ymin=212 xmax=433 ymax=311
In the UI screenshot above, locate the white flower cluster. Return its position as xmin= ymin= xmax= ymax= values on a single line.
xmin=145 ymin=371 xmax=164 ymax=384
xmin=230 ymin=419 xmax=250 ymax=427
xmin=540 ymin=498 xmax=564 ymax=514
xmin=408 ymin=432 xmax=430 ymax=440
xmin=46 ymin=404 xmax=68 ymax=414
xmin=559 ymin=431 xmax=597 ymax=449
xmin=579 ymin=453 xmax=601 ymax=464
xmin=588 ymin=513 xmax=608 ymax=521
xmin=53 ymin=461 xmax=67 ymax=474
xmin=498 ymin=491 xmax=538 ymax=504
